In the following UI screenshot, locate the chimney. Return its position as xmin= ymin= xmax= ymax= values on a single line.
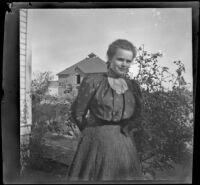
xmin=87 ymin=53 xmax=96 ymax=58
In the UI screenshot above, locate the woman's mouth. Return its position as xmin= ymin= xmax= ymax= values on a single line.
xmin=119 ymin=68 xmax=127 ymax=72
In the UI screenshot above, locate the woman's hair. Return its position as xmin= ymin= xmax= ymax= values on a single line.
xmin=106 ymin=39 xmax=137 ymax=65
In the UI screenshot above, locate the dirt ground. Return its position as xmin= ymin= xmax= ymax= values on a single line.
xmin=19 ymin=133 xmax=191 ymax=183
xmin=19 ymin=158 xmax=69 ymax=184
xmin=18 ymin=159 xmax=192 ymax=184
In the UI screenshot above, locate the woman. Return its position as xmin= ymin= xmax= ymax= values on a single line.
xmin=67 ymin=39 xmax=144 ymax=181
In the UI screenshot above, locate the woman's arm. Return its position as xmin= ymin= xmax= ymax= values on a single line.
xmin=121 ymin=79 xmax=143 ymax=136
xmin=71 ymin=76 xmax=97 ymax=131
xmin=131 ymin=80 xmax=143 ymax=121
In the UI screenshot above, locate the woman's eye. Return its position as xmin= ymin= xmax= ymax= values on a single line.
xmin=116 ymin=58 xmax=131 ymax=64
xmin=117 ymin=58 xmax=124 ymax=62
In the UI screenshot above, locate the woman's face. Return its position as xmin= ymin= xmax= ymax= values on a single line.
xmin=109 ymin=48 xmax=133 ymax=76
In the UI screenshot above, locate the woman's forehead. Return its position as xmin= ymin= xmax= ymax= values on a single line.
xmin=114 ymin=48 xmax=133 ymax=58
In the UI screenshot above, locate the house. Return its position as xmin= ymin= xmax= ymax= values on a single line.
xmin=56 ymin=53 xmax=107 ymax=96
xmin=46 ymin=81 xmax=59 ymax=96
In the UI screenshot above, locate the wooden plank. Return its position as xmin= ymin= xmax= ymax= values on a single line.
xmin=20 ymin=27 xmax=26 ymax=33
xmin=20 ymin=43 xmax=26 ymax=50
xmin=21 ymin=125 xmax=31 ymax=135
xmin=20 ymin=15 xmax=27 ymax=23
xmin=20 ymin=10 xmax=27 ymax=17
xmin=20 ymin=22 xmax=26 ymax=29
xmin=20 ymin=32 xmax=26 ymax=40
xmin=20 ymin=59 xmax=26 ymax=66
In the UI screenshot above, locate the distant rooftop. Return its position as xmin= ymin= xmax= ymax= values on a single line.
xmin=57 ymin=53 xmax=107 ymax=76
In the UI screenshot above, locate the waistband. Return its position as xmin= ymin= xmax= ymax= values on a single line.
xmin=86 ymin=114 xmax=128 ymax=127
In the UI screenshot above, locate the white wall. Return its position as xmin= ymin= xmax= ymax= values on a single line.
xmin=47 ymin=87 xmax=58 ymax=96
xmin=20 ymin=9 xmax=32 ymax=146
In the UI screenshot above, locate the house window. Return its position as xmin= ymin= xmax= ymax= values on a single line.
xmin=76 ymin=74 xmax=81 ymax=84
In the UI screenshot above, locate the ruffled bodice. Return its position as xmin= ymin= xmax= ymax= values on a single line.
xmin=90 ymin=76 xmax=136 ymax=122
xmin=71 ymin=72 xmax=143 ymax=134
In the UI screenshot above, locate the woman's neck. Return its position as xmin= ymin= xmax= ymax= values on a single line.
xmin=107 ymin=68 xmax=127 ymax=79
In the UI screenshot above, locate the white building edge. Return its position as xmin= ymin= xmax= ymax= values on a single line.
xmin=20 ymin=9 xmax=32 ymax=154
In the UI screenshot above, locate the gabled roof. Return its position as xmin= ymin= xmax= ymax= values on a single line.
xmin=57 ymin=53 xmax=107 ymax=76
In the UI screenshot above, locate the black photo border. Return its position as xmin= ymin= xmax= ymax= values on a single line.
xmin=1 ymin=1 xmax=199 ymax=184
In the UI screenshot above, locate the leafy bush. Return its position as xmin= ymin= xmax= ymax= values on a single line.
xmin=31 ymin=71 xmax=78 ymax=137
xmin=130 ymin=46 xmax=193 ymax=178
xmin=135 ymin=89 xmax=193 ymax=176
xmin=27 ymin=72 xmax=79 ymax=171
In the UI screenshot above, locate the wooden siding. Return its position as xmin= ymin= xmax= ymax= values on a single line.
xmin=20 ymin=9 xmax=32 ymax=146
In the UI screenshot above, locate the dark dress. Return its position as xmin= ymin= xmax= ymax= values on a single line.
xmin=67 ymin=71 xmax=144 ymax=181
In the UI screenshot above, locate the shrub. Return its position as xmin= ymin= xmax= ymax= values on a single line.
xmin=130 ymin=46 xmax=193 ymax=178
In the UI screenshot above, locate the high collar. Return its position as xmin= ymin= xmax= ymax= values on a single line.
xmin=107 ymin=68 xmax=127 ymax=79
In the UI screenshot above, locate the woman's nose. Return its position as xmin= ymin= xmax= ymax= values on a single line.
xmin=121 ymin=61 xmax=127 ymax=67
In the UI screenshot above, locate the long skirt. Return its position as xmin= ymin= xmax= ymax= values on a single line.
xmin=66 ymin=125 xmax=143 ymax=181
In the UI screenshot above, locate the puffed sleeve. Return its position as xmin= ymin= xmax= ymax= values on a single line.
xmin=121 ymin=79 xmax=143 ymax=136
xmin=71 ymin=76 xmax=97 ymax=131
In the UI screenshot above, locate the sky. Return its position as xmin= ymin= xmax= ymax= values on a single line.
xmin=27 ymin=8 xmax=193 ymax=87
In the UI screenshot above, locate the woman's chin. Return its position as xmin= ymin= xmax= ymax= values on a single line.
xmin=118 ymin=71 xmax=127 ymax=76
xmin=112 ymin=68 xmax=127 ymax=76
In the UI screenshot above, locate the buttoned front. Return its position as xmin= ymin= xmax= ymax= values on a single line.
xmin=71 ymin=72 xmax=142 ymax=131
xmin=90 ymin=76 xmax=136 ymax=123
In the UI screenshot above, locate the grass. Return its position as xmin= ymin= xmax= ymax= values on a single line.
xmin=20 ymin=131 xmax=192 ymax=183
